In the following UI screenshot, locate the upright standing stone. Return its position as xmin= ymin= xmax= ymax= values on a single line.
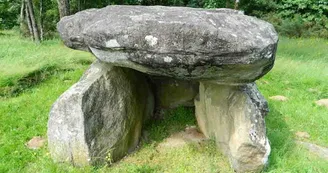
xmin=48 ymin=61 xmax=154 ymax=166
xmin=195 ymin=82 xmax=270 ymax=172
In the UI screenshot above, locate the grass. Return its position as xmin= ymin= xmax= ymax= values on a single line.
xmin=0 ymin=31 xmax=328 ymax=172
xmin=0 ymin=30 xmax=94 ymax=97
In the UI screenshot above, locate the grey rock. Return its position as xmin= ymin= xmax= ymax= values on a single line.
xmin=195 ymin=82 xmax=270 ymax=172
xmin=47 ymin=61 xmax=154 ymax=166
xmin=57 ymin=5 xmax=278 ymax=83
xmin=150 ymin=76 xmax=199 ymax=109
xmin=297 ymin=141 xmax=328 ymax=160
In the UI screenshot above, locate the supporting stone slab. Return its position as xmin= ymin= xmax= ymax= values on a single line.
xmin=195 ymin=82 xmax=270 ymax=172
xmin=47 ymin=61 xmax=154 ymax=166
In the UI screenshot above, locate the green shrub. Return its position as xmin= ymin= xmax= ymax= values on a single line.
xmin=264 ymin=13 xmax=328 ymax=39
xmin=240 ymin=0 xmax=279 ymax=17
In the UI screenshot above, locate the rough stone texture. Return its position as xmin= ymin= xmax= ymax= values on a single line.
xmin=48 ymin=61 xmax=154 ymax=166
xmin=297 ymin=141 xmax=328 ymax=160
xmin=52 ymin=5 xmax=278 ymax=172
xmin=150 ymin=76 xmax=199 ymax=109
xmin=57 ymin=5 xmax=278 ymax=84
xmin=195 ymin=82 xmax=270 ymax=173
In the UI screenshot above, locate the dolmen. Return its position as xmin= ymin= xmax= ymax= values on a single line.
xmin=48 ymin=5 xmax=278 ymax=172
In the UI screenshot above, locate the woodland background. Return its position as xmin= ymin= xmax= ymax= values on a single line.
xmin=1 ymin=0 xmax=328 ymax=43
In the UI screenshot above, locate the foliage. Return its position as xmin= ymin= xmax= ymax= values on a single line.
xmin=0 ymin=0 xmax=20 ymax=29
xmin=204 ymin=0 xmax=225 ymax=8
xmin=272 ymin=0 xmax=328 ymax=38
xmin=273 ymin=14 xmax=328 ymax=38
xmin=278 ymin=0 xmax=328 ymax=21
xmin=239 ymin=0 xmax=279 ymax=17
xmin=1 ymin=0 xmax=328 ymax=38
xmin=0 ymin=30 xmax=94 ymax=97
xmin=239 ymin=0 xmax=328 ymax=38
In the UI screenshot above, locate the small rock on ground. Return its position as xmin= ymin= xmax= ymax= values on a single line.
xmin=295 ymin=131 xmax=310 ymax=139
xmin=296 ymin=141 xmax=328 ymax=160
xmin=26 ymin=136 xmax=45 ymax=149
xmin=308 ymin=88 xmax=319 ymax=93
xmin=315 ymin=99 xmax=328 ymax=108
xmin=269 ymin=95 xmax=288 ymax=101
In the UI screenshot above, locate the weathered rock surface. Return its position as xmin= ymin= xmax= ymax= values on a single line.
xmin=51 ymin=5 xmax=278 ymax=172
xmin=48 ymin=61 xmax=154 ymax=166
xmin=57 ymin=5 xmax=278 ymax=84
xmin=297 ymin=141 xmax=328 ymax=160
xmin=150 ymin=76 xmax=199 ymax=109
xmin=195 ymin=82 xmax=270 ymax=173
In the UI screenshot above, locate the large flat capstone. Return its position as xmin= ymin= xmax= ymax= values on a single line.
xmin=57 ymin=5 xmax=278 ymax=84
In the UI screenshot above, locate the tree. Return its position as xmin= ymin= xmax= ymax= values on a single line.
xmin=39 ymin=0 xmax=44 ymax=40
xmin=25 ymin=0 xmax=40 ymax=43
xmin=57 ymin=0 xmax=70 ymax=18
xmin=0 ymin=0 xmax=20 ymax=29
xmin=234 ymin=0 xmax=239 ymax=9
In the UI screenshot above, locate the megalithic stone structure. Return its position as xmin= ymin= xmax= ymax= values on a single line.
xmin=48 ymin=5 xmax=278 ymax=172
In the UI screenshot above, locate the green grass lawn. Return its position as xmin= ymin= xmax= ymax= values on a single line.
xmin=0 ymin=31 xmax=327 ymax=173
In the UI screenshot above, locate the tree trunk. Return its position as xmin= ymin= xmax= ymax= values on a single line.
xmin=77 ymin=0 xmax=81 ymax=11
xmin=57 ymin=0 xmax=70 ymax=18
xmin=226 ymin=0 xmax=230 ymax=8
xmin=26 ymin=0 xmax=40 ymax=43
xmin=25 ymin=2 xmax=34 ymax=40
xmin=20 ymin=0 xmax=25 ymax=25
xmin=40 ymin=0 xmax=44 ymax=41
xmin=234 ymin=0 xmax=239 ymax=10
xmin=20 ymin=0 xmax=26 ymax=32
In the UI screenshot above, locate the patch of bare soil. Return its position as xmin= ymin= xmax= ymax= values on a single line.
xmin=26 ymin=136 xmax=45 ymax=149
xmin=157 ymin=126 xmax=207 ymax=149
xmin=269 ymin=95 xmax=288 ymax=101
xmin=315 ymin=99 xmax=328 ymax=108
xmin=295 ymin=131 xmax=310 ymax=139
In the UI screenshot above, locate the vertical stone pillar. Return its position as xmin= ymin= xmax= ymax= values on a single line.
xmin=48 ymin=61 xmax=154 ymax=166
xmin=195 ymin=82 xmax=270 ymax=172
